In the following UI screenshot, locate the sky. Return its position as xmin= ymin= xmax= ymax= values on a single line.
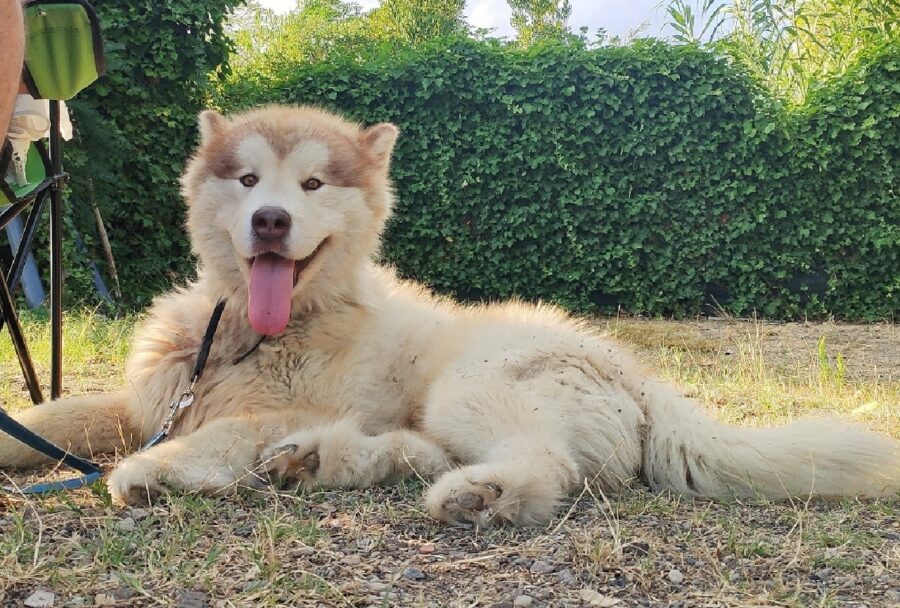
xmin=257 ymin=0 xmax=672 ymax=40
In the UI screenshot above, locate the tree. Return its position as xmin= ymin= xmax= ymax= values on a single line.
xmin=508 ymin=0 xmax=572 ymax=45
xmin=228 ymin=0 xmax=370 ymax=77
xmin=228 ymin=0 xmax=469 ymax=80
xmin=367 ymin=0 xmax=468 ymax=45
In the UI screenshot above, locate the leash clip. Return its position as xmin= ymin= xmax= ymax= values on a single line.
xmin=141 ymin=380 xmax=197 ymax=451
xmin=175 ymin=388 xmax=195 ymax=409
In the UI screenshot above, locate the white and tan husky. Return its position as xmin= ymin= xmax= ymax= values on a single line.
xmin=2 ymin=106 xmax=897 ymax=526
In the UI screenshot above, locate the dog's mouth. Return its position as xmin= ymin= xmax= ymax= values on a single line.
xmin=246 ymin=238 xmax=329 ymax=336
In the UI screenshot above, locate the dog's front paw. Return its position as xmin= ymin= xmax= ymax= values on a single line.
xmin=256 ymin=422 xmax=376 ymax=489
xmin=255 ymin=442 xmax=321 ymax=488
xmin=107 ymin=457 xmax=165 ymax=506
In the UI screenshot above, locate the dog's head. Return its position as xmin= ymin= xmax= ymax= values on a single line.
xmin=180 ymin=105 xmax=398 ymax=335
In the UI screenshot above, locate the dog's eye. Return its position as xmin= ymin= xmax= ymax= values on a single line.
xmin=302 ymin=178 xmax=322 ymax=191
xmin=239 ymin=174 xmax=258 ymax=187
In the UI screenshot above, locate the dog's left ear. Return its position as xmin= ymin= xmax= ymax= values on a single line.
xmin=362 ymin=123 xmax=399 ymax=164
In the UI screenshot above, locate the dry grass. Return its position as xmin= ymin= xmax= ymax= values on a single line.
xmin=1 ymin=313 xmax=898 ymax=607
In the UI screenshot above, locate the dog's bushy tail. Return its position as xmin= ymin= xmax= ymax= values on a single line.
xmin=638 ymin=376 xmax=900 ymax=499
xmin=0 ymin=392 xmax=139 ymax=468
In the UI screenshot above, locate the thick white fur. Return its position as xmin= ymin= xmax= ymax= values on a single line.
xmin=1 ymin=106 xmax=897 ymax=526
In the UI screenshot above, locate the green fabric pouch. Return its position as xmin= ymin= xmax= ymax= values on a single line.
xmin=1 ymin=142 xmax=47 ymax=204
xmin=23 ymin=0 xmax=105 ymax=101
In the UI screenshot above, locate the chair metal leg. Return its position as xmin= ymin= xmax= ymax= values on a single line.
xmin=0 ymin=262 xmax=44 ymax=404
xmin=5 ymin=191 xmax=47 ymax=294
xmin=49 ymin=100 xmax=64 ymax=399
xmin=0 ymin=194 xmax=47 ymax=337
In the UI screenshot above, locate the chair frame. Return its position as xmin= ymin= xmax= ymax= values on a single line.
xmin=1 ymin=103 xmax=67 ymax=403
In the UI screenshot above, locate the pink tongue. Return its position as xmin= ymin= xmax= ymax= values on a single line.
xmin=248 ymin=254 xmax=295 ymax=335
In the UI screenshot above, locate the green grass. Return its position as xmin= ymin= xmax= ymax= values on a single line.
xmin=0 ymin=309 xmax=136 ymax=412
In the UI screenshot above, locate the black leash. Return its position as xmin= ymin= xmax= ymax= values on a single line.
xmin=140 ymin=298 xmax=227 ymax=450
xmin=0 ymin=409 xmax=102 ymax=493
xmin=233 ymin=335 xmax=265 ymax=366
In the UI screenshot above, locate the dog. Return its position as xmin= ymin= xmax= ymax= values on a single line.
xmin=1 ymin=105 xmax=897 ymax=526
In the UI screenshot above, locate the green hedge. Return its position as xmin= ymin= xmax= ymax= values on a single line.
xmin=221 ymin=39 xmax=898 ymax=319
xmin=55 ymin=0 xmax=242 ymax=307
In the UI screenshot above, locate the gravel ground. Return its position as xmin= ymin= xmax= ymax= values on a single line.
xmin=2 ymin=481 xmax=898 ymax=607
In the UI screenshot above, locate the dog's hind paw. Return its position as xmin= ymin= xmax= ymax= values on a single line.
xmin=425 ymin=459 xmax=569 ymax=528
xmin=425 ymin=469 xmax=510 ymax=528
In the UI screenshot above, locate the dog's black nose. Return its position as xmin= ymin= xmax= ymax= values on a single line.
xmin=252 ymin=207 xmax=291 ymax=241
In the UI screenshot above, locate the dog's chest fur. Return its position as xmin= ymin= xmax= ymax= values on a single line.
xmin=198 ymin=303 xmax=421 ymax=433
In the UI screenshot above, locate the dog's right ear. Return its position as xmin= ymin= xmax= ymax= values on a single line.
xmin=198 ymin=109 xmax=226 ymax=145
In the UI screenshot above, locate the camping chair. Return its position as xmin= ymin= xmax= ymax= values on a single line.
xmin=1 ymin=0 xmax=105 ymax=492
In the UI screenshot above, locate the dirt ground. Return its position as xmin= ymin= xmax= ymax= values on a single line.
xmin=602 ymin=317 xmax=899 ymax=381
xmin=1 ymin=317 xmax=898 ymax=608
